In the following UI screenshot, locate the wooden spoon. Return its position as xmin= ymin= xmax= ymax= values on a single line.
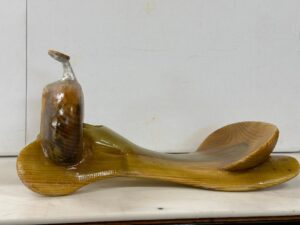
xmin=81 ymin=121 xmax=279 ymax=172
xmin=17 ymin=124 xmax=299 ymax=196
xmin=16 ymin=50 xmax=298 ymax=196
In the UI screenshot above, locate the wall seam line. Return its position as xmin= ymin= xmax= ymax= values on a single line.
xmin=25 ymin=0 xmax=28 ymax=145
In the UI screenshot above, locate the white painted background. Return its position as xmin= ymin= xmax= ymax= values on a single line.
xmin=0 ymin=0 xmax=25 ymax=155
xmin=2 ymin=0 xmax=300 ymax=155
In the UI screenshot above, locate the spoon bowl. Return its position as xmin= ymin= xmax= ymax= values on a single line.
xmin=197 ymin=121 xmax=279 ymax=171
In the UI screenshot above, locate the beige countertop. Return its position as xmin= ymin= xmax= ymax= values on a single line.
xmin=0 ymin=153 xmax=299 ymax=225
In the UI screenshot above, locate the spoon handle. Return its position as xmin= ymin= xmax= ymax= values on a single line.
xmin=126 ymin=150 xmax=299 ymax=191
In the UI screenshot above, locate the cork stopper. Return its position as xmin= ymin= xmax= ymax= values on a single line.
xmin=48 ymin=49 xmax=70 ymax=63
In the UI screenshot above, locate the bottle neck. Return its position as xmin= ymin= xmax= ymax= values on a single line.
xmin=62 ymin=61 xmax=76 ymax=81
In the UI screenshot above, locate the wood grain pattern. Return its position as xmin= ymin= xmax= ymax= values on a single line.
xmin=198 ymin=121 xmax=279 ymax=171
xmin=17 ymin=122 xmax=299 ymax=196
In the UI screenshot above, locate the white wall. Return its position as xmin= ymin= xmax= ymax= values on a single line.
xmin=0 ymin=0 xmax=26 ymax=155
xmin=26 ymin=0 xmax=300 ymax=153
xmin=2 ymin=0 xmax=300 ymax=155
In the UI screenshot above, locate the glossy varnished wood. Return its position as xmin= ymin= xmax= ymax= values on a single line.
xmin=197 ymin=121 xmax=279 ymax=171
xmin=17 ymin=123 xmax=299 ymax=196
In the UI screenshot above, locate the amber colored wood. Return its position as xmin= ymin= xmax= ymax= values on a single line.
xmin=16 ymin=122 xmax=299 ymax=196
xmin=197 ymin=121 xmax=279 ymax=171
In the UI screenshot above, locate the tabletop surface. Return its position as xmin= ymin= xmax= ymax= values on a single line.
xmin=1 ymin=153 xmax=299 ymax=225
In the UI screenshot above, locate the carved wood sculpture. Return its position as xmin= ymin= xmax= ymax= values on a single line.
xmin=17 ymin=50 xmax=299 ymax=196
